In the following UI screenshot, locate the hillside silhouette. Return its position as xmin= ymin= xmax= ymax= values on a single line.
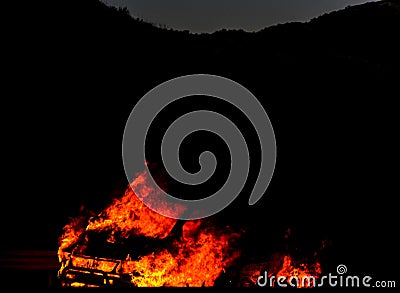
xmin=2 ymin=0 xmax=399 ymax=282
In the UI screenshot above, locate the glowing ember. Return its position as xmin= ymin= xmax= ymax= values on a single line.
xmin=71 ymin=256 xmax=118 ymax=272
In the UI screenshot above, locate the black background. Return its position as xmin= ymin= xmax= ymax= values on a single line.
xmin=1 ymin=0 xmax=398 ymax=287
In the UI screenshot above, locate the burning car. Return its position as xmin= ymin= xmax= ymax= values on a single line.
xmin=57 ymin=171 xmax=242 ymax=287
xmin=58 ymin=219 xmax=189 ymax=287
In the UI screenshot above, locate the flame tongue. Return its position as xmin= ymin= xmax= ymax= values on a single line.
xmin=86 ymin=171 xmax=184 ymax=239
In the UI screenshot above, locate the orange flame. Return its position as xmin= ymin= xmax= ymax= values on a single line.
xmin=276 ymin=255 xmax=322 ymax=288
xmin=86 ymin=171 xmax=185 ymax=239
xmin=129 ymin=221 xmax=241 ymax=287
xmin=57 ymin=216 xmax=87 ymax=262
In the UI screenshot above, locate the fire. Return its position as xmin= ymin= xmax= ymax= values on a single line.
xmin=239 ymin=254 xmax=322 ymax=288
xmin=57 ymin=169 xmax=322 ymax=287
xmin=129 ymin=221 xmax=241 ymax=287
xmin=71 ymin=256 xmax=117 ymax=273
xmin=57 ymin=169 xmax=242 ymax=287
xmin=276 ymin=255 xmax=322 ymax=288
xmin=86 ymin=171 xmax=185 ymax=239
xmin=57 ymin=216 xmax=87 ymax=262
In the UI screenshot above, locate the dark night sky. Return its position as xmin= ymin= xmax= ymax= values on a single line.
xmin=102 ymin=0 xmax=377 ymax=32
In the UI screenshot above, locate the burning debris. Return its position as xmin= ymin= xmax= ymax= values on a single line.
xmin=57 ymin=170 xmax=242 ymax=287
